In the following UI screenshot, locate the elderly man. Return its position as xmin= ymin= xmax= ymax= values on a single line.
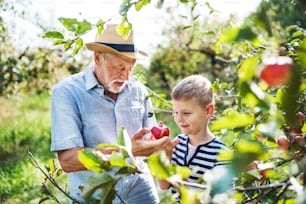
xmin=51 ymin=23 xmax=178 ymax=203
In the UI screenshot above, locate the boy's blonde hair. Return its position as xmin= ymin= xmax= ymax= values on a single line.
xmin=171 ymin=75 xmax=213 ymax=106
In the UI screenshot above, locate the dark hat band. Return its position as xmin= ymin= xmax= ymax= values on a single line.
xmin=96 ymin=42 xmax=135 ymax=52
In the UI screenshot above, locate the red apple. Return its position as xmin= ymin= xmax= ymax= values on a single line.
xmin=298 ymin=173 xmax=304 ymax=183
xmin=247 ymin=161 xmax=258 ymax=171
xmin=151 ymin=121 xmax=170 ymax=139
xmin=289 ymin=112 xmax=305 ymax=135
xmin=276 ymin=135 xmax=290 ymax=152
xmin=255 ymin=134 xmax=264 ymax=140
xmin=296 ymin=112 xmax=305 ymax=127
xmin=259 ymin=56 xmax=292 ymax=87
xmin=247 ymin=161 xmax=269 ymax=182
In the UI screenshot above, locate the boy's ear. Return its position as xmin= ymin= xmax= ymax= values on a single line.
xmin=206 ymin=103 xmax=214 ymax=116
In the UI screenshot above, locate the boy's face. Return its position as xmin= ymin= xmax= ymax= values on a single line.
xmin=173 ymin=97 xmax=213 ymax=136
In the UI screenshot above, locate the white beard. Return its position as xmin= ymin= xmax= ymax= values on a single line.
xmin=104 ymin=79 xmax=127 ymax=94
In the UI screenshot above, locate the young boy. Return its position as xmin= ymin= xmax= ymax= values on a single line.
xmin=159 ymin=75 xmax=228 ymax=200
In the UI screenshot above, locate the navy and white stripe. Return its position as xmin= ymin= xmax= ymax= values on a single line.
xmin=170 ymin=134 xmax=228 ymax=201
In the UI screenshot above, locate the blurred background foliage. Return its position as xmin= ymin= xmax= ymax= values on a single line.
xmin=0 ymin=0 xmax=305 ymax=203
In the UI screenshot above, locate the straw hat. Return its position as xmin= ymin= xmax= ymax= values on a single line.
xmin=85 ymin=24 xmax=146 ymax=59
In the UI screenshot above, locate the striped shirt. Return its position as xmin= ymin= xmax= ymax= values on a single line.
xmin=170 ymin=134 xmax=228 ymax=200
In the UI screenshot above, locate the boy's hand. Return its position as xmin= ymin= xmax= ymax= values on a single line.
xmin=164 ymin=137 xmax=179 ymax=159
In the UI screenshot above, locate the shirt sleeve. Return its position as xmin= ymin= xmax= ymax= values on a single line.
xmin=50 ymin=84 xmax=84 ymax=152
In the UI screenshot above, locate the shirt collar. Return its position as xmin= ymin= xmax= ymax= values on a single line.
xmin=85 ymin=63 xmax=99 ymax=91
xmin=84 ymin=63 xmax=132 ymax=92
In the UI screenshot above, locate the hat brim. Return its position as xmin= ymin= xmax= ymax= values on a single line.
xmin=85 ymin=43 xmax=147 ymax=60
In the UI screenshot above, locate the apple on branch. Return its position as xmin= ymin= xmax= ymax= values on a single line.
xmin=276 ymin=135 xmax=291 ymax=152
xmin=247 ymin=160 xmax=274 ymax=182
xmin=259 ymin=56 xmax=292 ymax=87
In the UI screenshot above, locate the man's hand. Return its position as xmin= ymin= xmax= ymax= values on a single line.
xmin=131 ymin=128 xmax=179 ymax=157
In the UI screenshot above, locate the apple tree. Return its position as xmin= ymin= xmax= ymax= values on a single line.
xmin=42 ymin=0 xmax=305 ymax=203
xmin=0 ymin=0 xmax=90 ymax=97
xmin=145 ymin=1 xmax=305 ymax=203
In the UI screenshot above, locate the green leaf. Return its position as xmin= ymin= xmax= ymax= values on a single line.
xmin=156 ymin=0 xmax=164 ymax=9
xmin=179 ymin=0 xmax=193 ymax=3
xmin=278 ymin=63 xmax=302 ymax=125
xmin=120 ymin=147 xmax=133 ymax=159
xmin=108 ymin=152 xmax=127 ymax=167
xmin=64 ymin=40 xmax=74 ymax=51
xmin=238 ymin=56 xmax=260 ymax=83
xmin=117 ymin=18 xmax=132 ymax=39
xmin=239 ymin=82 xmax=270 ymax=109
xmin=297 ymin=37 xmax=306 ymax=67
xmin=216 ymin=25 xmax=257 ymax=54
xmin=236 ymin=140 xmax=262 ymax=154
xmin=218 ymin=27 xmax=239 ymax=44
xmin=175 ymin=166 xmax=192 ymax=180
xmin=43 ymin=31 xmax=64 ymax=39
xmin=115 ymin=166 xmax=138 ymax=175
xmin=55 ymin=168 xmax=62 ymax=177
xmin=147 ymin=151 xmax=170 ymax=179
xmin=117 ymin=127 xmax=133 ymax=158
xmin=98 ymin=182 xmax=116 ymax=204
xmin=48 ymin=159 xmax=55 ymax=174
xmin=135 ymin=0 xmax=151 ymax=11
xmin=72 ymin=38 xmax=83 ymax=56
xmin=75 ymin=20 xmax=92 ymax=35
xmin=53 ymin=39 xmax=65 ymax=45
xmin=59 ymin=17 xmax=79 ymax=31
xmin=117 ymin=127 xmax=125 ymax=146
xmin=292 ymin=30 xmax=304 ymax=38
xmin=96 ymin=19 xmax=104 ymax=36
xmin=179 ymin=186 xmax=200 ymax=204
xmin=81 ymin=172 xmax=115 ymax=200
xmin=235 ymin=26 xmax=257 ymax=42
xmin=218 ymin=26 xmax=257 ymax=44
xmin=78 ymin=148 xmax=110 ymax=173
xmin=119 ymin=1 xmax=132 ymax=16
xmin=218 ymin=148 xmax=234 ymax=162
xmin=59 ymin=17 xmax=92 ymax=35
xmin=95 ymin=143 xmax=118 ymax=149
xmin=210 ymin=112 xmax=255 ymax=131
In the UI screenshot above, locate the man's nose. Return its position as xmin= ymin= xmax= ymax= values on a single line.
xmin=115 ymin=67 xmax=128 ymax=78
xmin=118 ymin=71 xmax=129 ymax=79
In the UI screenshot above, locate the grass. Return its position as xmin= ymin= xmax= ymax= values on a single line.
xmin=0 ymin=93 xmax=69 ymax=203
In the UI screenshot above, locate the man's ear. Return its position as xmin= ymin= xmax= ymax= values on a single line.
xmin=206 ymin=103 xmax=214 ymax=116
xmin=94 ymin=52 xmax=101 ymax=64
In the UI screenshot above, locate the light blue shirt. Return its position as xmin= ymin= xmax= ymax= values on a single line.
xmin=50 ymin=64 xmax=156 ymax=201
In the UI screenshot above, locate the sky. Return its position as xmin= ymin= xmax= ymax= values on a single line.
xmin=5 ymin=0 xmax=261 ymax=56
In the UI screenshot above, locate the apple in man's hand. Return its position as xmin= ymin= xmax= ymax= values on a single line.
xmin=259 ymin=56 xmax=292 ymax=87
xmin=151 ymin=121 xmax=170 ymax=139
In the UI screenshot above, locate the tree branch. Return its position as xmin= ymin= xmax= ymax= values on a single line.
xmin=27 ymin=150 xmax=80 ymax=203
